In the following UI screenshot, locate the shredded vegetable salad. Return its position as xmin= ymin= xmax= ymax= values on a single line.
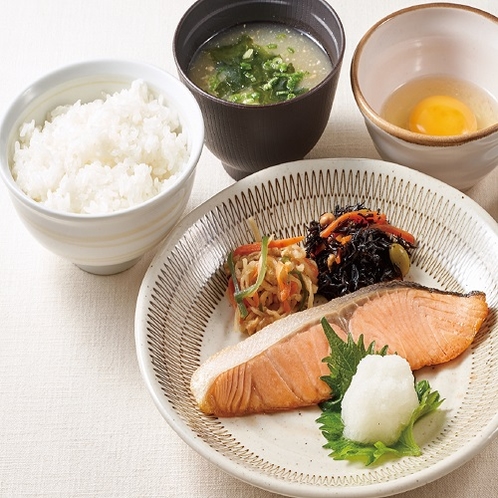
xmin=305 ymin=204 xmax=416 ymax=300
xmin=226 ymin=227 xmax=318 ymax=336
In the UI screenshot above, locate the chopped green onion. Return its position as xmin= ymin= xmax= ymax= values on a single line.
xmin=242 ymin=48 xmax=254 ymax=59
xmin=244 ymin=72 xmax=257 ymax=83
xmin=206 ymin=35 xmax=310 ymax=105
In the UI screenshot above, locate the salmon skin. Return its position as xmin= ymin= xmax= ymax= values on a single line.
xmin=190 ymin=281 xmax=488 ymax=417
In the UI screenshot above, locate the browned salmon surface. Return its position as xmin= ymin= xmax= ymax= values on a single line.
xmin=190 ymin=281 xmax=488 ymax=417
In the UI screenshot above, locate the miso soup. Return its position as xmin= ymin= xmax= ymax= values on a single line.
xmin=188 ymin=22 xmax=332 ymax=105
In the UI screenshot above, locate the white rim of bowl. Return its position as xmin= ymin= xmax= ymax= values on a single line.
xmin=350 ymin=2 xmax=498 ymax=147
xmin=0 ymin=59 xmax=204 ymax=221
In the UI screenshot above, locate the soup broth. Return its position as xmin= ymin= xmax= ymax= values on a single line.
xmin=188 ymin=22 xmax=332 ymax=105
xmin=381 ymin=75 xmax=498 ymax=135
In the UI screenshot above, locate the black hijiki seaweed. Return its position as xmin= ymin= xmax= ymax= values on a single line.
xmin=304 ymin=204 xmax=414 ymax=300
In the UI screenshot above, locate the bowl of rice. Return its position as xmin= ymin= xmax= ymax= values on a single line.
xmin=0 ymin=59 xmax=204 ymax=275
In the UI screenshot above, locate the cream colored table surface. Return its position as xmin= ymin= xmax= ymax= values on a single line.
xmin=0 ymin=1 xmax=497 ymax=497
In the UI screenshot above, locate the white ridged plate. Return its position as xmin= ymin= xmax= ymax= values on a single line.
xmin=135 ymin=158 xmax=498 ymax=497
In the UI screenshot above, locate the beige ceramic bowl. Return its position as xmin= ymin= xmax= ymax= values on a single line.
xmin=351 ymin=3 xmax=498 ymax=190
xmin=0 ymin=60 xmax=204 ymax=275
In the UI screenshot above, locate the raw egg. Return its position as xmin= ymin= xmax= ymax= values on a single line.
xmin=380 ymin=76 xmax=498 ymax=136
xmin=408 ymin=95 xmax=477 ymax=136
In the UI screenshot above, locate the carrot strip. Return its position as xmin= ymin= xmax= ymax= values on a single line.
xmin=277 ymin=266 xmax=291 ymax=302
xmin=233 ymin=235 xmax=304 ymax=257
xmin=282 ymin=299 xmax=292 ymax=313
xmin=270 ymin=235 xmax=305 ymax=248
xmin=232 ymin=243 xmax=262 ymax=257
xmin=244 ymin=293 xmax=259 ymax=308
xmin=320 ymin=209 xmax=387 ymax=238
xmin=336 ymin=234 xmax=352 ymax=245
xmin=371 ymin=223 xmax=416 ymax=245
xmin=289 ymin=279 xmax=300 ymax=296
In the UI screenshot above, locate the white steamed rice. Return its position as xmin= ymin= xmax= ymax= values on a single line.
xmin=11 ymin=79 xmax=189 ymax=214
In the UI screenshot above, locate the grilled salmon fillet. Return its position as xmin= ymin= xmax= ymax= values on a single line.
xmin=191 ymin=281 xmax=488 ymax=417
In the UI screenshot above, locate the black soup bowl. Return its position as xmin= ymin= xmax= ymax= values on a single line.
xmin=173 ymin=0 xmax=345 ymax=180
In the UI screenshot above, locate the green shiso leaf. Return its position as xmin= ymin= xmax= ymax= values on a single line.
xmin=318 ymin=318 xmax=388 ymax=412
xmin=316 ymin=319 xmax=444 ymax=466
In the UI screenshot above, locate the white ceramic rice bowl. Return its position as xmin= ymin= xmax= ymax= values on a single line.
xmin=0 ymin=60 xmax=204 ymax=275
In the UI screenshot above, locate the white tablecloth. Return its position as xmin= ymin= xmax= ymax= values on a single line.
xmin=1 ymin=1 xmax=496 ymax=496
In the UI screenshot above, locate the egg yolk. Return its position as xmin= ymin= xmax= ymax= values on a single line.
xmin=408 ymin=95 xmax=477 ymax=136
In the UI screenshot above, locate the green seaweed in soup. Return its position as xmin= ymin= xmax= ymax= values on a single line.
xmin=206 ymin=34 xmax=307 ymax=104
xmin=189 ymin=23 xmax=331 ymax=105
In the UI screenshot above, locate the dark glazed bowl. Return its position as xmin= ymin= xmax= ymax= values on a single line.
xmin=173 ymin=0 xmax=345 ymax=180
